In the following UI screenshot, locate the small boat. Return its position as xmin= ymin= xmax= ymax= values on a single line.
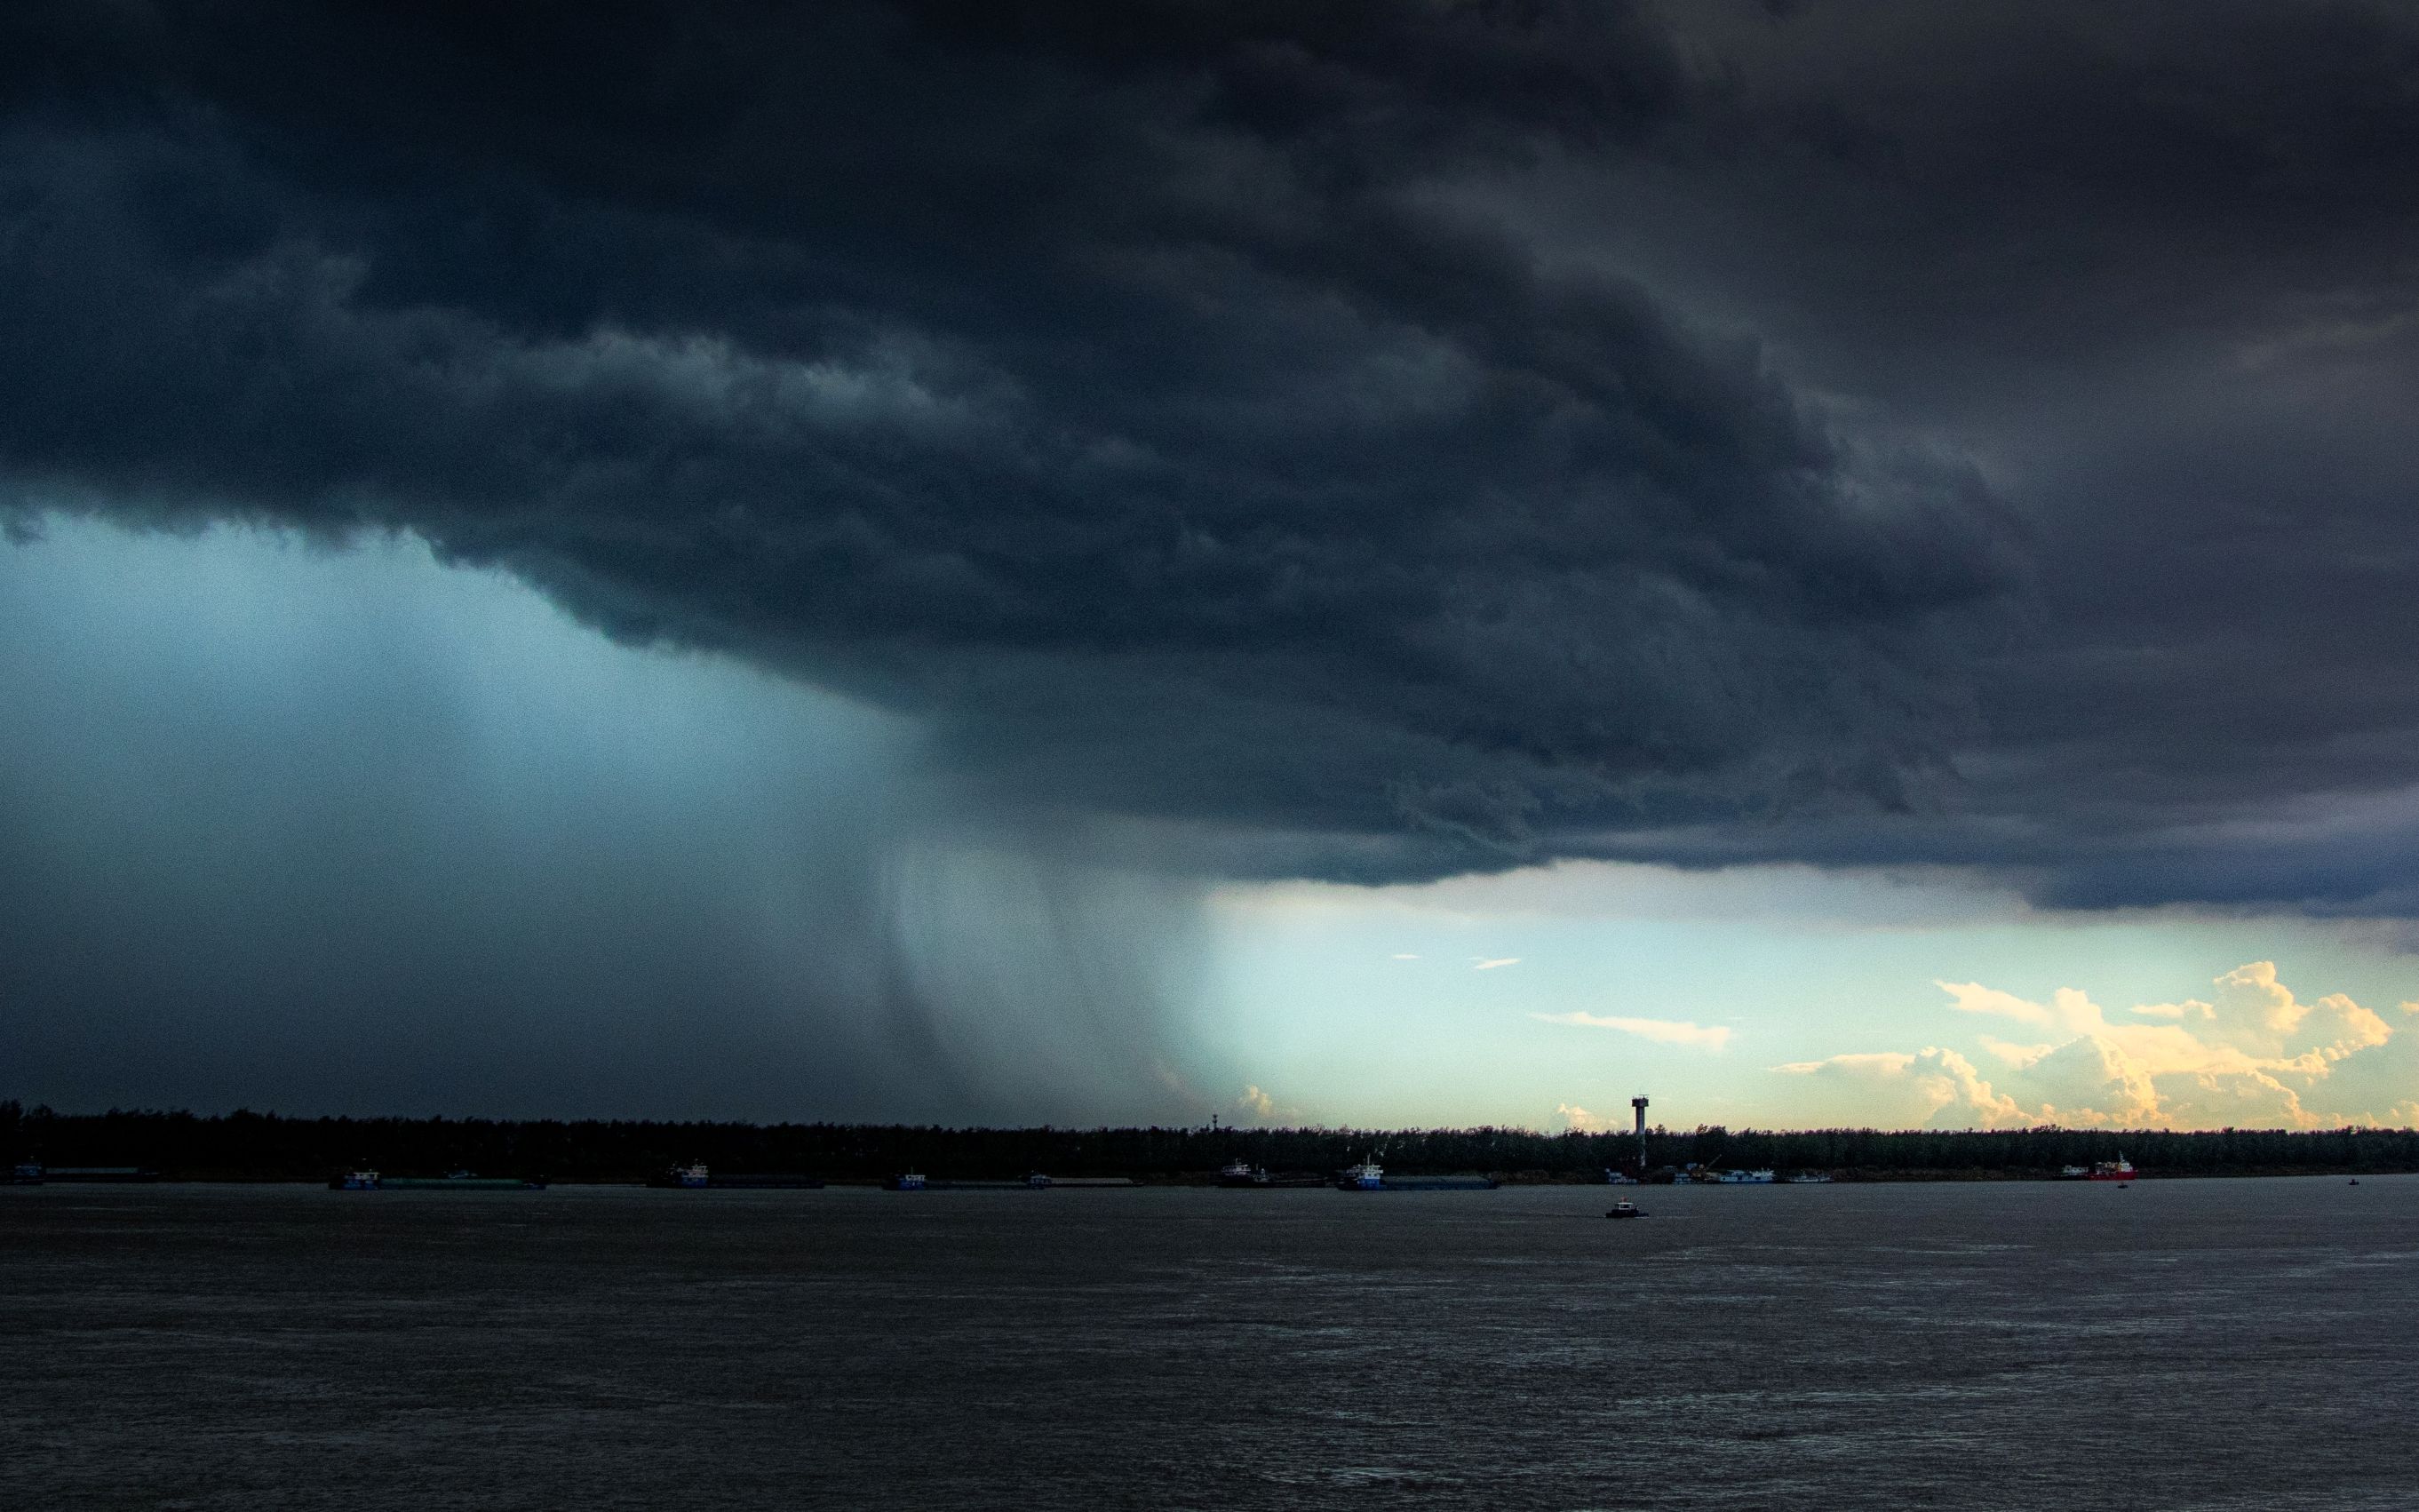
xmin=884 ymin=1172 xmax=927 ymax=1191
xmin=1219 ymin=1158 xmax=1270 ymax=1187
xmin=1606 ymin=1201 xmax=1645 ymax=1219
xmin=1336 ymin=1158 xmax=1386 ymax=1191
xmin=329 ymin=1168 xmax=380 ymax=1190
xmin=648 ymin=1162 xmax=711 ymax=1190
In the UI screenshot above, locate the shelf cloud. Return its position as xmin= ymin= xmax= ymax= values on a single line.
xmin=7 ymin=1 xmax=2411 ymax=911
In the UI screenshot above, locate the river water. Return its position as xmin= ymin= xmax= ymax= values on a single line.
xmin=4 ymin=1177 xmax=2414 ymax=1509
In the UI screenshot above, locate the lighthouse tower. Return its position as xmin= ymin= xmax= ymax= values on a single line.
xmin=1631 ymin=1095 xmax=1650 ymax=1174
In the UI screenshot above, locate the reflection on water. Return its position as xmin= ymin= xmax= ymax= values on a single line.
xmin=4 ymin=1179 xmax=2415 ymax=1509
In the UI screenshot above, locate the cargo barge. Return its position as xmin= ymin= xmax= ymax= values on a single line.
xmin=2061 ymin=1156 xmax=2137 ymax=1182
xmin=329 ymin=1170 xmax=545 ymax=1190
xmin=881 ymin=1174 xmax=1135 ymax=1190
xmin=1217 ymin=1160 xmax=1326 ymax=1188
xmin=1333 ymin=1160 xmax=1498 ymax=1191
xmin=647 ymin=1164 xmax=825 ymax=1189
xmin=9 ymin=1165 xmax=159 ymax=1184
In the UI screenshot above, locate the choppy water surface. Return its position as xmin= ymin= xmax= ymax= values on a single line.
xmin=4 ymin=1178 xmax=2415 ymax=1509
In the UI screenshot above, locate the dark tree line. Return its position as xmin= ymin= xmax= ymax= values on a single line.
xmin=6 ymin=1102 xmax=2417 ymax=1182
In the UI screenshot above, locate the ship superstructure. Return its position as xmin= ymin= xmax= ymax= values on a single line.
xmin=2062 ymin=1156 xmax=2137 ymax=1182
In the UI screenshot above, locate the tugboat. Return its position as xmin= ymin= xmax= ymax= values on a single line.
xmin=884 ymin=1172 xmax=927 ymax=1191
xmin=329 ymin=1168 xmax=380 ymax=1190
xmin=1220 ymin=1158 xmax=1270 ymax=1187
xmin=1336 ymin=1158 xmax=1386 ymax=1191
xmin=648 ymin=1162 xmax=711 ymax=1189
xmin=1606 ymin=1200 xmax=1645 ymax=1219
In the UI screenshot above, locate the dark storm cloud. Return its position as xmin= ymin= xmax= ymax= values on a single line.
xmin=3 ymin=0 xmax=2415 ymax=910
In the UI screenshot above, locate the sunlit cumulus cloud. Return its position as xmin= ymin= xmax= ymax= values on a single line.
xmin=1534 ymin=1013 xmax=1732 ymax=1051
xmin=1234 ymin=1084 xmax=1312 ymax=1126
xmin=1780 ymin=964 xmax=2413 ymax=1129
xmin=1555 ymin=1102 xmax=1610 ymax=1132
xmin=1773 ymin=1047 xmax=2025 ymax=1128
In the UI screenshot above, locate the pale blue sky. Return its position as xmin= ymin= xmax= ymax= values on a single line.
xmin=1202 ymin=868 xmax=2417 ymax=1131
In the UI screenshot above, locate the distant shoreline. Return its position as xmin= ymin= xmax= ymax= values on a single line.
xmin=9 ymin=1103 xmax=2415 ymax=1185
xmin=8 ymin=1170 xmax=2409 ymax=1187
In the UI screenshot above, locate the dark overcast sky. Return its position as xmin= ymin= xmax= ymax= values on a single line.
xmin=4 ymin=2 xmax=2417 ymax=1117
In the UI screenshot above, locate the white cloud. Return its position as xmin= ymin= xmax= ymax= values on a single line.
xmin=1472 ymin=956 xmax=1521 ymax=970
xmin=2129 ymin=1000 xmax=2212 ymax=1021
xmin=1846 ymin=964 xmax=2407 ymax=1130
xmin=1235 ymin=1085 xmax=1277 ymax=1122
xmin=1773 ymin=1046 xmax=2031 ymax=1128
xmin=1534 ymin=1012 xmax=1731 ymax=1049
xmin=1389 ymin=952 xmax=1421 ymax=960
xmin=1774 ymin=1051 xmax=1916 ymax=1076
xmin=2020 ymin=1036 xmax=2161 ymax=1127
xmin=1555 ymin=1102 xmax=1609 ymax=1132
xmin=1978 ymin=1036 xmax=2055 ymax=1065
